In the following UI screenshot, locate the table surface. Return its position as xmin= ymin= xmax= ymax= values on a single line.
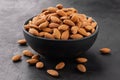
xmin=0 ymin=0 xmax=120 ymax=80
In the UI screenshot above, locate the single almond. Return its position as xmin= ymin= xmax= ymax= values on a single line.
xmin=85 ymin=25 xmax=93 ymax=31
xmin=76 ymin=58 xmax=88 ymax=63
xmin=36 ymin=62 xmax=44 ymax=69
xmin=60 ymin=16 xmax=69 ymax=20
xmin=100 ymin=48 xmax=111 ymax=54
xmin=38 ymin=32 xmax=46 ymax=37
xmin=56 ymin=10 xmax=66 ymax=16
xmin=22 ymin=50 xmax=34 ymax=57
xmin=71 ymin=13 xmax=79 ymax=22
xmin=66 ymin=11 xmax=73 ymax=16
xmin=34 ymin=18 xmax=46 ymax=26
xmin=12 ymin=55 xmax=21 ymax=62
xmin=86 ymin=32 xmax=91 ymax=37
xmin=76 ymin=22 xmax=82 ymax=28
xmin=56 ymin=4 xmax=63 ymax=9
xmin=77 ymin=64 xmax=86 ymax=72
xmin=53 ymin=28 xmax=61 ymax=39
xmin=91 ymin=28 xmax=95 ymax=33
xmin=63 ymin=20 xmax=75 ymax=26
xmin=32 ymin=54 xmax=40 ymax=60
xmin=29 ymin=28 xmax=39 ymax=36
xmin=55 ymin=62 xmax=65 ymax=70
xmin=71 ymin=26 xmax=78 ymax=34
xmin=91 ymin=22 xmax=97 ymax=28
xmin=26 ymin=59 xmax=39 ymax=65
xmin=68 ymin=8 xmax=78 ymax=13
xmin=44 ymin=32 xmax=54 ymax=39
xmin=58 ymin=24 xmax=69 ymax=31
xmin=24 ymin=25 xmax=30 ymax=30
xmin=87 ymin=17 xmax=93 ymax=23
xmin=50 ymin=16 xmax=61 ymax=23
xmin=61 ymin=30 xmax=69 ymax=40
xmin=78 ymin=28 xmax=88 ymax=36
xmin=42 ymin=28 xmax=53 ymax=33
xmin=39 ymin=21 xmax=49 ymax=29
xmin=17 ymin=39 xmax=26 ymax=45
xmin=47 ymin=69 xmax=59 ymax=77
xmin=49 ymin=23 xmax=59 ymax=28
xmin=47 ymin=7 xmax=57 ymax=13
xmin=70 ymin=34 xmax=83 ymax=39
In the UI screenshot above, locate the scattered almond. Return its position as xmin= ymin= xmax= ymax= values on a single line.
xmin=32 ymin=54 xmax=40 ymax=60
xmin=12 ymin=55 xmax=21 ymax=62
xmin=76 ymin=58 xmax=88 ymax=63
xmin=22 ymin=50 xmax=34 ymax=57
xmin=36 ymin=62 xmax=44 ymax=69
xmin=47 ymin=69 xmax=59 ymax=77
xmin=77 ymin=64 xmax=86 ymax=72
xmin=55 ymin=62 xmax=65 ymax=70
xmin=100 ymin=48 xmax=111 ymax=54
xmin=26 ymin=59 xmax=39 ymax=65
xmin=17 ymin=39 xmax=26 ymax=45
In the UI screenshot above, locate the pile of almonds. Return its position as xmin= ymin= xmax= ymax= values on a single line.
xmin=24 ymin=4 xmax=97 ymax=40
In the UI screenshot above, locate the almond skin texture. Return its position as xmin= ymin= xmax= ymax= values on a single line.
xmin=17 ymin=39 xmax=26 ymax=45
xmin=26 ymin=59 xmax=39 ymax=65
xmin=76 ymin=58 xmax=88 ymax=63
xmin=39 ymin=21 xmax=49 ymax=29
xmin=70 ymin=34 xmax=83 ymax=39
xmin=77 ymin=64 xmax=86 ymax=72
xmin=78 ymin=28 xmax=88 ymax=36
xmin=34 ymin=18 xmax=46 ymax=26
xmin=53 ymin=28 xmax=61 ymax=39
xmin=29 ymin=28 xmax=39 ymax=36
xmin=50 ymin=16 xmax=61 ymax=23
xmin=85 ymin=25 xmax=93 ymax=31
xmin=56 ymin=10 xmax=66 ymax=16
xmin=71 ymin=26 xmax=78 ymax=34
xmin=63 ymin=20 xmax=75 ymax=26
xmin=56 ymin=4 xmax=63 ymax=9
xmin=12 ymin=55 xmax=21 ymax=62
xmin=61 ymin=30 xmax=69 ymax=40
xmin=71 ymin=13 xmax=79 ymax=22
xmin=42 ymin=28 xmax=53 ymax=33
xmin=49 ymin=23 xmax=59 ymax=28
xmin=44 ymin=32 xmax=54 ymax=39
xmin=55 ymin=62 xmax=65 ymax=70
xmin=58 ymin=24 xmax=69 ymax=31
xmin=36 ymin=62 xmax=44 ymax=69
xmin=22 ymin=50 xmax=34 ymax=57
xmin=47 ymin=69 xmax=59 ymax=77
xmin=100 ymin=48 xmax=111 ymax=54
xmin=47 ymin=7 xmax=57 ymax=13
xmin=32 ymin=54 xmax=40 ymax=60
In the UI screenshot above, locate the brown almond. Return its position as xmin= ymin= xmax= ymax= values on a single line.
xmin=56 ymin=10 xmax=66 ymax=16
xmin=70 ymin=34 xmax=83 ymax=39
xmin=68 ymin=8 xmax=78 ymax=13
xmin=12 ymin=55 xmax=21 ymax=62
xmin=71 ymin=13 xmax=79 ymax=22
xmin=63 ymin=20 xmax=75 ymax=26
xmin=34 ymin=18 xmax=46 ymax=26
xmin=55 ymin=62 xmax=65 ymax=70
xmin=50 ymin=16 xmax=61 ymax=23
xmin=76 ymin=58 xmax=88 ymax=63
xmin=66 ymin=11 xmax=73 ymax=16
xmin=47 ymin=69 xmax=59 ymax=77
xmin=28 ymin=24 xmax=39 ymax=29
xmin=42 ymin=28 xmax=53 ymax=33
xmin=76 ymin=22 xmax=82 ymax=28
xmin=60 ymin=16 xmax=69 ymax=20
xmin=36 ymin=62 xmax=44 ymax=69
xmin=100 ymin=48 xmax=111 ymax=54
xmin=22 ymin=50 xmax=34 ymax=57
xmin=53 ymin=28 xmax=61 ymax=39
xmin=29 ymin=28 xmax=39 ymax=36
xmin=26 ymin=59 xmax=39 ymax=65
xmin=78 ymin=28 xmax=88 ymax=36
xmin=38 ymin=32 xmax=46 ymax=37
xmin=56 ymin=4 xmax=63 ymax=9
xmin=32 ymin=54 xmax=40 ymax=60
xmin=91 ymin=28 xmax=95 ymax=33
xmin=91 ymin=22 xmax=97 ymax=28
xmin=39 ymin=21 xmax=49 ymax=29
xmin=24 ymin=25 xmax=30 ymax=30
xmin=77 ymin=64 xmax=86 ymax=72
xmin=61 ymin=30 xmax=69 ymax=40
xmin=44 ymin=32 xmax=54 ymax=39
xmin=17 ymin=39 xmax=26 ymax=45
xmin=58 ymin=24 xmax=69 ymax=31
xmin=87 ymin=17 xmax=93 ymax=23
xmin=49 ymin=23 xmax=59 ymax=28
xmin=85 ymin=25 xmax=93 ymax=31
xmin=71 ymin=26 xmax=78 ymax=34
xmin=86 ymin=32 xmax=91 ymax=37
xmin=47 ymin=7 xmax=57 ymax=13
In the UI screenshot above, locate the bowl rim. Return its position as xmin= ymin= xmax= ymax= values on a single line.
xmin=22 ymin=16 xmax=99 ymax=42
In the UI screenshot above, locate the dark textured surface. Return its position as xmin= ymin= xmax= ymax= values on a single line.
xmin=0 ymin=0 xmax=120 ymax=80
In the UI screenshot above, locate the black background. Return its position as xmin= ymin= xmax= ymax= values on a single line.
xmin=0 ymin=0 xmax=120 ymax=80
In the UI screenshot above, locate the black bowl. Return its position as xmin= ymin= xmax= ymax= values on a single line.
xmin=23 ymin=17 xmax=99 ymax=59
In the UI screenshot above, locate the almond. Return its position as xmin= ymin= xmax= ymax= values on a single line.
xmin=56 ymin=4 xmax=63 ymax=9
xmin=12 ymin=55 xmax=21 ymax=62
xmin=28 ymin=24 xmax=39 ymax=29
xmin=34 ymin=18 xmax=46 ymax=26
xmin=77 ymin=64 xmax=86 ymax=72
xmin=76 ymin=58 xmax=88 ymax=63
xmin=63 ymin=20 xmax=75 ymax=26
xmin=86 ymin=32 xmax=91 ymax=37
xmin=24 ymin=25 xmax=30 ymax=30
xmin=66 ymin=11 xmax=73 ymax=16
xmin=47 ymin=69 xmax=59 ymax=77
xmin=56 ymin=10 xmax=66 ymax=16
xmin=32 ymin=54 xmax=40 ymax=60
xmin=22 ymin=50 xmax=34 ymax=57
xmin=36 ymin=62 xmax=44 ymax=69
xmin=29 ymin=28 xmax=39 ymax=36
xmin=87 ymin=17 xmax=93 ymax=23
xmin=47 ymin=7 xmax=57 ymax=13
xmin=71 ymin=13 xmax=79 ymax=22
xmin=76 ymin=22 xmax=82 ymax=28
xmin=50 ymin=16 xmax=61 ymax=23
xmin=70 ymin=34 xmax=83 ymax=39
xmin=53 ymin=28 xmax=61 ymax=39
xmin=17 ymin=39 xmax=26 ymax=45
xmin=91 ymin=28 xmax=95 ymax=33
xmin=26 ymin=59 xmax=39 ymax=65
xmin=78 ymin=28 xmax=88 ymax=36
xmin=49 ymin=23 xmax=59 ymax=28
xmin=42 ymin=28 xmax=53 ymax=33
xmin=58 ymin=24 xmax=69 ymax=31
xmin=100 ymin=48 xmax=111 ymax=54
xmin=91 ymin=22 xmax=97 ymax=28
xmin=85 ymin=25 xmax=93 ymax=31
xmin=39 ymin=21 xmax=49 ymax=29
xmin=55 ymin=62 xmax=65 ymax=70
xmin=71 ymin=26 xmax=78 ymax=34
xmin=61 ymin=30 xmax=69 ymax=40
xmin=44 ymin=32 xmax=54 ymax=39
xmin=38 ymin=32 xmax=46 ymax=37
xmin=60 ymin=16 xmax=69 ymax=20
